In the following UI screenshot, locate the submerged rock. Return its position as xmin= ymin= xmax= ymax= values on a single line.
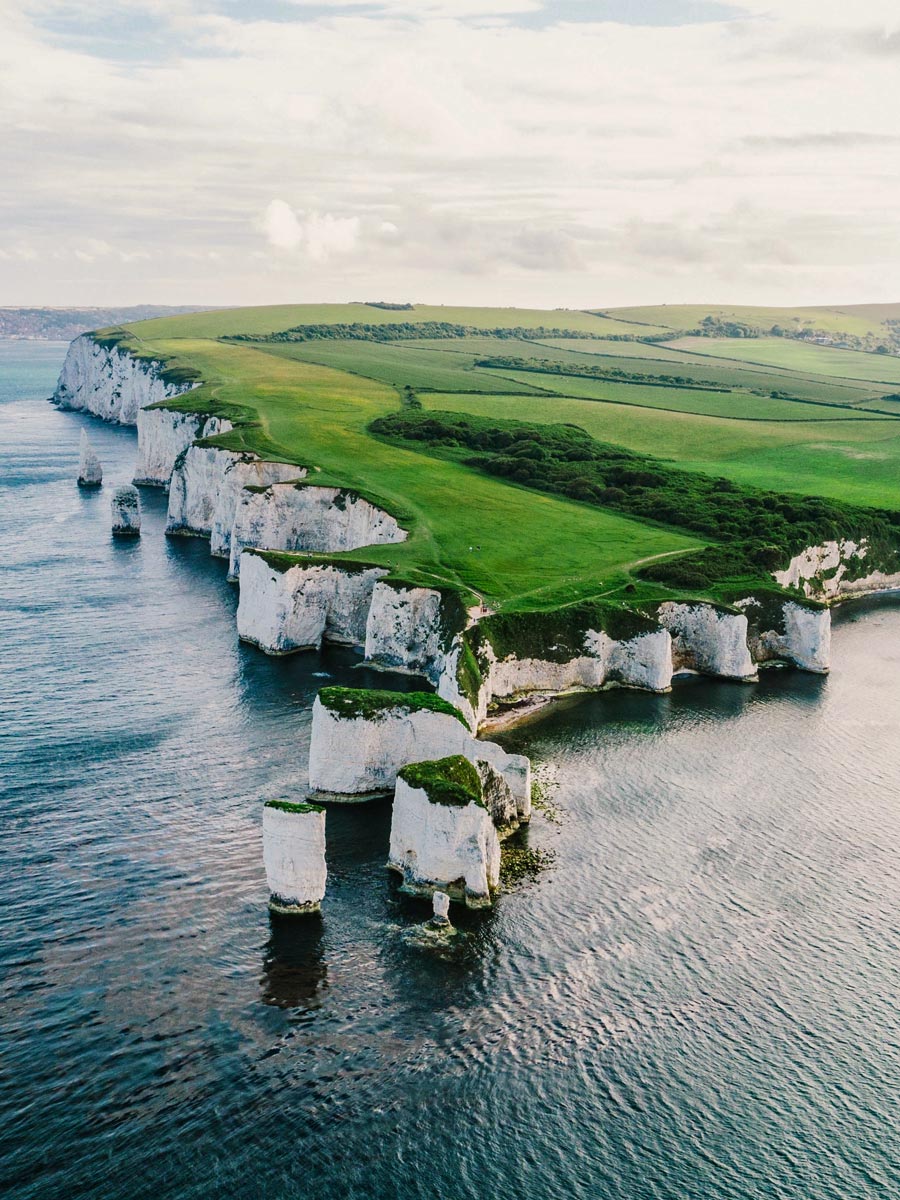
xmin=77 ymin=430 xmax=103 ymax=487
xmin=262 ymin=800 xmax=327 ymax=915
xmin=111 ymin=485 xmax=141 ymax=536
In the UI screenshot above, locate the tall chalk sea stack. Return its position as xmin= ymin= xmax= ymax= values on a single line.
xmin=77 ymin=430 xmax=103 ymax=487
xmin=262 ymin=800 xmax=327 ymax=914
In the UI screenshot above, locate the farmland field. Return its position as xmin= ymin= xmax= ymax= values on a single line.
xmin=97 ymin=302 xmax=900 ymax=608
xmin=667 ymin=337 xmax=900 ymax=385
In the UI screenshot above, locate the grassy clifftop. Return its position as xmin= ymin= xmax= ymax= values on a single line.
xmin=92 ymin=302 xmax=900 ymax=609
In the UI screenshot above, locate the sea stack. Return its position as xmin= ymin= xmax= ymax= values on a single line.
xmin=111 ymin=485 xmax=141 ymax=536
xmin=388 ymin=756 xmax=501 ymax=909
xmin=430 ymin=891 xmax=451 ymax=927
xmin=262 ymin=800 xmax=327 ymax=915
xmin=77 ymin=430 xmax=103 ymax=487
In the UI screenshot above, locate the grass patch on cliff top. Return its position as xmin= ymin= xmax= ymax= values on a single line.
xmin=398 ymin=756 xmax=484 ymax=808
xmin=318 ymin=687 xmax=469 ymax=728
xmin=265 ymin=799 xmax=324 ymax=815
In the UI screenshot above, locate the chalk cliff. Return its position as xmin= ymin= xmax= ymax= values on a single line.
xmin=774 ymin=539 xmax=900 ymax=600
xmin=737 ymin=594 xmax=831 ymax=673
xmin=166 ymin=445 xmax=301 ymax=557
xmin=364 ymin=582 xmax=449 ymax=677
xmin=449 ymin=621 xmax=674 ymax=730
xmin=134 ymin=409 xmax=233 ymax=487
xmin=53 ymin=335 xmax=196 ymax=425
xmin=237 ymin=551 xmax=388 ymax=653
xmin=228 ymin=483 xmax=406 ymax=580
xmin=657 ymin=602 xmax=756 ymax=680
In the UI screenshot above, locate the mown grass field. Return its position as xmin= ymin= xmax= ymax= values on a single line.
xmin=130 ymin=302 xmax=657 ymax=342
xmin=667 ymin=337 xmax=900 ymax=385
xmin=420 ymin=390 xmax=900 ymax=509
xmin=105 ymin=302 xmax=900 ymax=607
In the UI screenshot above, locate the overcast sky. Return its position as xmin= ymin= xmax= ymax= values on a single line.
xmin=2 ymin=0 xmax=900 ymax=308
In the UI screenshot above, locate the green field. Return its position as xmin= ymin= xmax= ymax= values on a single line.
xmin=145 ymin=337 xmax=699 ymax=609
xmin=99 ymin=302 xmax=900 ymax=609
xmin=602 ymin=303 xmax=900 ymax=340
xmin=667 ymin=336 xmax=900 ymax=386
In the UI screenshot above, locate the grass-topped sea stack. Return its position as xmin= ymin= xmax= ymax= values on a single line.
xmin=387 ymin=756 xmax=502 ymax=908
xmin=307 ymin=686 xmax=530 ymax=804
xmin=262 ymin=799 xmax=327 ymax=915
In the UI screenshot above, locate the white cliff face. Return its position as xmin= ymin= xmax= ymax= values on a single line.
xmin=111 ymin=485 xmax=141 ymax=536
xmin=262 ymin=803 xmax=327 ymax=913
xmin=166 ymin=445 xmax=301 ymax=557
xmin=307 ymin=696 xmax=530 ymax=808
xmin=364 ymin=583 xmax=446 ymax=675
xmin=387 ymin=777 xmax=500 ymax=909
xmin=435 ymin=625 xmax=673 ymax=732
xmin=657 ymin=603 xmax=756 ymax=680
xmin=228 ymin=484 xmax=405 ymax=580
xmin=738 ymin=597 xmax=831 ymax=673
xmin=53 ymin=335 xmax=196 ymax=425
xmin=774 ymin=539 xmax=900 ymax=599
xmin=134 ymin=409 xmax=232 ymax=487
xmin=237 ymin=551 xmax=388 ymax=653
xmin=77 ymin=430 xmax=103 ymax=486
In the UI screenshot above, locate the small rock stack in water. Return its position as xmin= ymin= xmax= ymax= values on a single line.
xmin=77 ymin=430 xmax=103 ymax=487
xmin=111 ymin=485 xmax=141 ymax=536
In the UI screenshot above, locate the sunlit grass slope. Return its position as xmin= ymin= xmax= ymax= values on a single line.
xmin=142 ymin=338 xmax=698 ymax=609
xmin=130 ymin=302 xmax=661 ymax=342
xmin=603 ymin=303 xmax=900 ymax=339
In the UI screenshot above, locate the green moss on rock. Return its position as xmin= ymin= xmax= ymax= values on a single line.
xmin=264 ymin=799 xmax=325 ymax=815
xmin=318 ymin=686 xmax=470 ymax=728
xmin=398 ymin=755 xmax=484 ymax=808
xmin=479 ymin=600 xmax=657 ymax=664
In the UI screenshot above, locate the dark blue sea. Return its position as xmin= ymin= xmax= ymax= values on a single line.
xmin=2 ymin=339 xmax=899 ymax=1200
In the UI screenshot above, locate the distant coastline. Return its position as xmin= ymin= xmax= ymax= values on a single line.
xmin=0 ymin=306 xmax=212 ymax=343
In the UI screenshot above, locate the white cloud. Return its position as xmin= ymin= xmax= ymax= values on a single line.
xmin=260 ymin=200 xmax=360 ymax=260
xmin=2 ymin=0 xmax=900 ymax=305
xmin=261 ymin=199 xmax=305 ymax=250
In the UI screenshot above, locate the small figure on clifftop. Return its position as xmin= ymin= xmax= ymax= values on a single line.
xmin=77 ymin=430 xmax=102 ymax=487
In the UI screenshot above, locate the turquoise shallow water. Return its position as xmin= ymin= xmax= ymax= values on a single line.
xmin=2 ymin=339 xmax=899 ymax=1199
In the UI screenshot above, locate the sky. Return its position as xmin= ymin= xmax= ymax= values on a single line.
xmin=2 ymin=0 xmax=900 ymax=308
